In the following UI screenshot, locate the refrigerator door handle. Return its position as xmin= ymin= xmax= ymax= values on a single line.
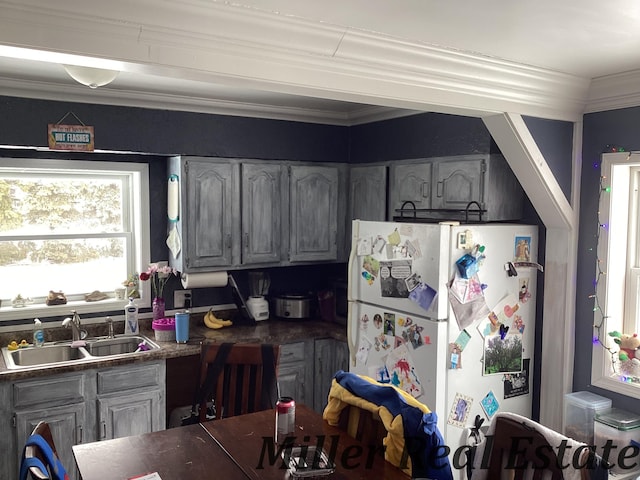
xmin=346 ymin=220 xmax=359 ymax=367
xmin=347 ymin=300 xmax=357 ymax=366
xmin=347 ymin=220 xmax=359 ymax=303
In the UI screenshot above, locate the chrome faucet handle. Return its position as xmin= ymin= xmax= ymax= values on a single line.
xmin=105 ymin=316 xmax=114 ymax=338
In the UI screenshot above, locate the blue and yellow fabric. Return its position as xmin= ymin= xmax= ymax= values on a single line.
xmin=323 ymin=370 xmax=453 ymax=480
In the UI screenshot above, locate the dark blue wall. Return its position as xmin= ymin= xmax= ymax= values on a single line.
xmin=523 ymin=116 xmax=574 ymax=202
xmin=576 ymin=107 xmax=640 ymax=414
xmin=349 ymin=112 xmax=497 ymax=162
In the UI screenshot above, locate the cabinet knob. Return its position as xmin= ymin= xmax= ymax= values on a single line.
xmin=77 ymin=425 xmax=83 ymax=443
xmin=436 ymin=181 xmax=444 ymax=198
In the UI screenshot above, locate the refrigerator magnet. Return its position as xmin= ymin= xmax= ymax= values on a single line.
xmin=454 ymin=329 xmax=472 ymax=351
xmin=373 ymin=235 xmax=386 ymax=253
xmin=480 ymin=391 xmax=500 ymax=418
xmin=356 ymin=336 xmax=372 ymax=365
xmin=408 ymin=282 xmax=437 ymax=311
xmin=357 ymin=236 xmax=373 ymax=255
xmin=512 ymin=315 xmax=525 ymax=334
xmin=518 ymin=277 xmax=531 ymax=303
xmin=448 ymin=343 xmax=462 ymax=369
xmin=514 ymin=235 xmax=532 ymax=262
xmin=362 ymin=255 xmax=380 ymax=277
xmin=373 ymin=313 xmax=383 ymax=330
xmin=387 ymin=228 xmax=401 ymax=246
xmin=448 ymin=393 xmax=473 ymax=428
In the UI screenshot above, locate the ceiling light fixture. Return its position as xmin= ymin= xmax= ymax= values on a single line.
xmin=63 ymin=64 xmax=120 ymax=89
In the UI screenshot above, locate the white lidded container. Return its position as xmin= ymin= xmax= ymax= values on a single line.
xmin=595 ymin=407 xmax=640 ymax=474
xmin=563 ymin=391 xmax=612 ymax=444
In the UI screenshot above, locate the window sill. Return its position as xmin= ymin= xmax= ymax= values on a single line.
xmin=0 ymin=297 xmax=150 ymax=326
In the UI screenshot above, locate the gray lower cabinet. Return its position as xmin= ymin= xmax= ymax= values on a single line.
xmin=15 ymin=398 xmax=87 ymax=480
xmin=96 ymin=362 xmax=165 ymax=440
xmin=1 ymin=360 xmax=165 ymax=480
xmin=278 ymin=341 xmax=313 ymax=406
xmin=313 ymin=338 xmax=349 ymax=414
xmin=278 ymin=339 xmax=348 ymax=415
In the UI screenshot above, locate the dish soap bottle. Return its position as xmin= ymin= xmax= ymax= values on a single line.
xmin=124 ymin=297 xmax=139 ymax=335
xmin=33 ymin=318 xmax=44 ymax=347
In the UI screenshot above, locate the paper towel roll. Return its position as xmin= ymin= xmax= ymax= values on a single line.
xmin=181 ymin=272 xmax=229 ymax=289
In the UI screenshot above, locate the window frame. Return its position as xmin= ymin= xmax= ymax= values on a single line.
xmin=0 ymin=158 xmax=151 ymax=323
xmin=592 ymin=152 xmax=640 ymax=398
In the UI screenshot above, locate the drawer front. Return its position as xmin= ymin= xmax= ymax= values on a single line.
xmin=279 ymin=342 xmax=306 ymax=364
xmin=14 ymin=373 xmax=85 ymax=408
xmin=97 ymin=361 xmax=163 ymax=395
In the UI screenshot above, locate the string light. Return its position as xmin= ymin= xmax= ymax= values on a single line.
xmin=591 ymin=170 xmax=619 ymax=371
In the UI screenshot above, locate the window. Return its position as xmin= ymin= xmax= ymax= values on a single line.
xmin=592 ymin=152 xmax=640 ymax=398
xmin=0 ymin=158 xmax=150 ymax=321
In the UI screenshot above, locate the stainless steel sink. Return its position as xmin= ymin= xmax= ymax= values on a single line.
xmin=1 ymin=335 xmax=160 ymax=370
xmin=84 ymin=335 xmax=160 ymax=357
xmin=3 ymin=344 xmax=90 ymax=368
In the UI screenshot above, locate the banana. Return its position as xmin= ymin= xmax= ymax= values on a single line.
xmin=203 ymin=309 xmax=233 ymax=329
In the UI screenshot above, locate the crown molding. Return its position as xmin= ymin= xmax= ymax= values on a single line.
xmin=585 ymin=70 xmax=640 ymax=114
xmin=0 ymin=0 xmax=592 ymax=122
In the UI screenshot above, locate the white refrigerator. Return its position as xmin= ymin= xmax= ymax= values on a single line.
xmin=347 ymin=220 xmax=539 ymax=474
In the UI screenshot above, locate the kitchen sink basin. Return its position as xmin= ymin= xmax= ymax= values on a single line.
xmin=84 ymin=335 xmax=160 ymax=357
xmin=1 ymin=335 xmax=160 ymax=369
xmin=3 ymin=344 xmax=90 ymax=368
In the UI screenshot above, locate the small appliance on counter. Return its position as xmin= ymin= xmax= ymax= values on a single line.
xmin=247 ymin=271 xmax=270 ymax=321
xmin=273 ymin=293 xmax=314 ymax=319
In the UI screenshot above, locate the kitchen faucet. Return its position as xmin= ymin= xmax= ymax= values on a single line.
xmin=62 ymin=310 xmax=86 ymax=343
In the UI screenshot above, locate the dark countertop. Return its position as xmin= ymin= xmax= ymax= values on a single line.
xmin=0 ymin=312 xmax=347 ymax=382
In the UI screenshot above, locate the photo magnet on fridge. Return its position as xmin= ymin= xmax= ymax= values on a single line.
xmin=448 ymin=393 xmax=473 ymax=428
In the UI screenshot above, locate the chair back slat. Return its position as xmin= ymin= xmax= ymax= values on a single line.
xmin=198 ymin=343 xmax=280 ymax=421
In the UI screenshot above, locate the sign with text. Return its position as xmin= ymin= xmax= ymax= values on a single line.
xmin=48 ymin=124 xmax=95 ymax=151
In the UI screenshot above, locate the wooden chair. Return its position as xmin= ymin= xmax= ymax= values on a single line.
xmin=473 ymin=414 xmax=594 ymax=480
xmin=197 ymin=342 xmax=280 ymax=421
xmin=336 ymin=404 xmax=388 ymax=458
xmin=20 ymin=421 xmax=68 ymax=480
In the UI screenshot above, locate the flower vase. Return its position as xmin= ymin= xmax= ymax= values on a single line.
xmin=152 ymin=297 xmax=166 ymax=320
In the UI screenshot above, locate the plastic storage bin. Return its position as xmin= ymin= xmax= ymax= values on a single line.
xmin=152 ymin=317 xmax=176 ymax=342
xmin=563 ymin=391 xmax=612 ymax=444
xmin=595 ymin=407 xmax=640 ymax=474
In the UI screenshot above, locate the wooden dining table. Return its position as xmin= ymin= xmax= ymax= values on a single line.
xmin=73 ymin=403 xmax=410 ymax=480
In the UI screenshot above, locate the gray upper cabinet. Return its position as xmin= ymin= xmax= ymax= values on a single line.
xmin=432 ymin=158 xmax=483 ymax=210
xmin=349 ymin=164 xmax=387 ymax=222
xmin=241 ymin=163 xmax=285 ymax=265
xmin=174 ymin=158 xmax=240 ymax=270
xmin=388 ymin=162 xmax=433 ymax=219
xmin=171 ymin=157 xmax=347 ymax=270
xmin=389 ymin=154 xmax=523 ymax=222
xmin=289 ymin=165 xmax=339 ymax=262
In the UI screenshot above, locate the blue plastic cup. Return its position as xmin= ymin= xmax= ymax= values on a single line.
xmin=175 ymin=312 xmax=190 ymax=344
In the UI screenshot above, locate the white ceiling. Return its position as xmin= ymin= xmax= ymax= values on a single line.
xmin=2 ymin=0 xmax=640 ymax=124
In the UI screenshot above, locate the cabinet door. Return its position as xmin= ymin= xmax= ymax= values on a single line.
xmin=278 ymin=342 xmax=312 ymax=406
xmin=278 ymin=363 xmax=309 ymax=406
xmin=241 ymin=163 xmax=283 ymax=264
xmin=184 ymin=159 xmax=239 ymax=268
xmin=98 ymin=389 xmax=163 ymax=440
xmin=289 ymin=165 xmax=339 ymax=262
xmin=388 ymin=162 xmax=432 ymax=219
xmin=15 ymin=403 xmax=86 ymax=480
xmin=432 ymin=158 xmax=484 ymax=211
xmin=349 ymin=165 xmax=387 ymax=222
